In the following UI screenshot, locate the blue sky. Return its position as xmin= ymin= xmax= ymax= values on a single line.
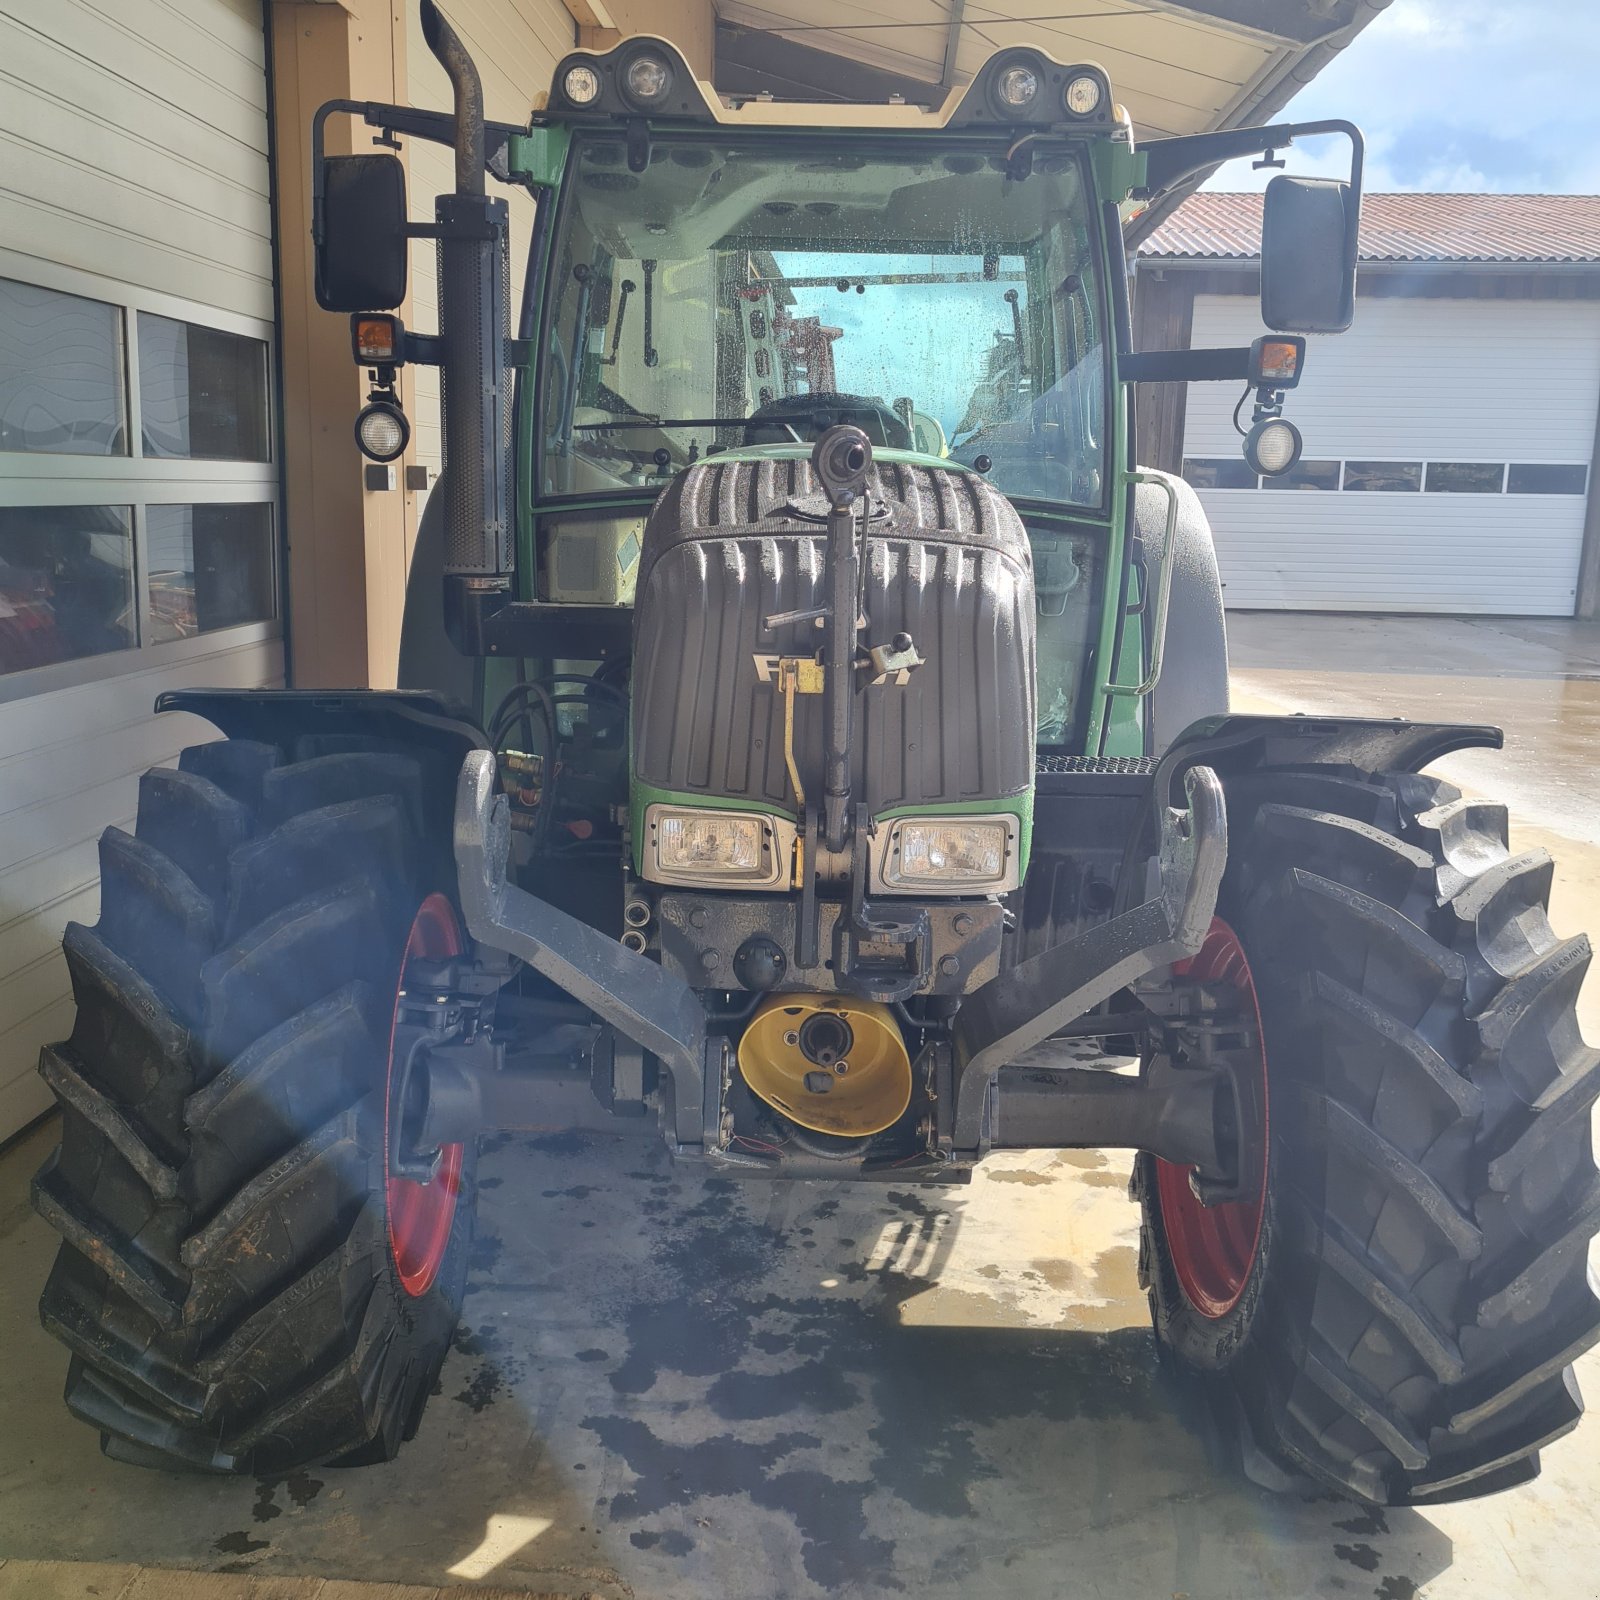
xmin=1202 ymin=0 xmax=1600 ymax=194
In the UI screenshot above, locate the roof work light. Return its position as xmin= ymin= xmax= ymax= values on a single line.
xmin=620 ymin=48 xmax=675 ymax=109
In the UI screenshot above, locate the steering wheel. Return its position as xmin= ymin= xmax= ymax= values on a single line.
xmin=743 ymin=392 xmax=914 ymax=451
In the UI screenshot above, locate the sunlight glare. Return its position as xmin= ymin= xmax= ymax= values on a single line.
xmin=448 ymin=1513 xmax=555 ymax=1579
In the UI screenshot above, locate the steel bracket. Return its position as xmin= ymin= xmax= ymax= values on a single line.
xmin=947 ymin=762 xmax=1226 ymax=1158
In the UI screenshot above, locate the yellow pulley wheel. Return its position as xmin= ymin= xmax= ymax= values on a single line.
xmin=737 ymin=994 xmax=913 ymax=1138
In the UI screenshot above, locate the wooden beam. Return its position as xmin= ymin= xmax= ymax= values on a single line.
xmin=564 ymin=0 xmax=616 ymax=29
xmin=1130 ymin=265 xmax=1195 ymax=476
xmin=940 ymin=0 xmax=964 ymax=89
xmin=269 ymin=0 xmax=416 ymax=688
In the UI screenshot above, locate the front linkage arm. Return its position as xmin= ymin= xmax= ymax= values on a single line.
xmin=454 ymin=750 xmax=718 ymax=1152
xmin=948 ymin=762 xmax=1227 ymax=1159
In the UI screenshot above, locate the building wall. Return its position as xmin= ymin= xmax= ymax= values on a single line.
xmin=271 ymin=0 xmax=412 ymax=691
xmin=0 ymin=0 xmax=284 ymax=1138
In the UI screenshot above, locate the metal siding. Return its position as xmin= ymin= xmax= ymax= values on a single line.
xmin=0 ymin=0 xmax=273 ymax=319
xmin=0 ymin=0 xmax=280 ymax=1137
xmin=1181 ymin=293 xmax=1600 ymax=614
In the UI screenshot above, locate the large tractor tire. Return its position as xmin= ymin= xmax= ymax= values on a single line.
xmin=1138 ymin=766 xmax=1600 ymax=1504
xmin=31 ymin=739 xmax=476 ymax=1472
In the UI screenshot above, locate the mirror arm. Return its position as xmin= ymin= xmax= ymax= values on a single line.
xmin=1122 ymin=347 xmax=1251 ymax=384
xmin=1136 ymin=118 xmax=1364 ymax=204
xmin=312 ymin=98 xmax=524 ymax=254
xmin=359 ymin=105 xmax=525 ymax=184
xmin=355 ymin=332 xmax=521 ymax=372
xmin=403 ymin=333 xmax=443 ymax=367
xmin=310 ymin=99 xmax=366 ymax=252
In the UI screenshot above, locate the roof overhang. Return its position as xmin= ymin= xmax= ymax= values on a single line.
xmin=712 ymin=0 xmax=1392 ymax=141
xmin=710 ymin=0 xmax=1392 ymax=237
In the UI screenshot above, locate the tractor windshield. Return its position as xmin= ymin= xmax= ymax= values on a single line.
xmin=539 ymin=135 xmax=1107 ymax=508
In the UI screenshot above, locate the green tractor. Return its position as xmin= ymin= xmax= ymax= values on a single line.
xmin=32 ymin=0 xmax=1600 ymax=1505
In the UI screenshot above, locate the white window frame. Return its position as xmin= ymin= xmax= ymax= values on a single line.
xmin=0 ymin=246 xmax=282 ymax=706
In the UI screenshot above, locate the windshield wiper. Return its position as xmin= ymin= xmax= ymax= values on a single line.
xmin=642 ymin=259 xmax=658 ymax=368
xmin=1004 ymin=288 xmax=1029 ymax=378
xmin=599 ymin=278 xmax=635 ymax=368
xmin=557 ymin=263 xmax=596 ymax=452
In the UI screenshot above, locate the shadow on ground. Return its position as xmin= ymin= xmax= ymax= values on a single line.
xmin=0 ymin=1123 xmax=1452 ymax=1600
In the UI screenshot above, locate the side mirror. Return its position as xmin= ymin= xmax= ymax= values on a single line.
xmin=315 ymin=153 xmax=409 ymax=312
xmin=1260 ymin=174 xmax=1356 ymax=334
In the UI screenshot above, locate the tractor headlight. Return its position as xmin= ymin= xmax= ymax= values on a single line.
xmin=985 ymin=52 xmax=1049 ymax=120
xmin=1243 ymin=416 xmax=1303 ymax=476
xmin=874 ymin=815 xmax=1021 ymax=895
xmin=643 ymin=804 xmax=791 ymax=888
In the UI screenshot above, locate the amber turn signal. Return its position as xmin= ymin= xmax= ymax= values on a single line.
xmin=352 ymin=313 xmax=404 ymax=367
xmin=1257 ymin=341 xmax=1300 ymax=380
xmin=1248 ymin=333 xmax=1306 ymax=389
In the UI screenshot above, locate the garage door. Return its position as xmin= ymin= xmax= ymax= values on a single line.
xmin=0 ymin=0 xmax=283 ymax=1139
xmin=1180 ymin=293 xmax=1600 ymax=614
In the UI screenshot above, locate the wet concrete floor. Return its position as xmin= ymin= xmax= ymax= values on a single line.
xmin=1 ymin=612 xmax=1598 ymax=1599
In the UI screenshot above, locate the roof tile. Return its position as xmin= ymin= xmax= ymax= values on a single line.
xmin=1138 ymin=192 xmax=1600 ymax=264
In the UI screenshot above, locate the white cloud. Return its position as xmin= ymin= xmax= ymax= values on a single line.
xmin=1380 ymin=0 xmax=1470 ymax=46
xmin=1198 ymin=0 xmax=1600 ymax=195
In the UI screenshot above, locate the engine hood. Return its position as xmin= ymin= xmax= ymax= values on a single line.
xmin=630 ymin=453 xmax=1037 ymax=849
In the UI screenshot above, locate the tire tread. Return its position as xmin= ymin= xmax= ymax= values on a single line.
xmin=31 ymin=744 xmax=472 ymax=1474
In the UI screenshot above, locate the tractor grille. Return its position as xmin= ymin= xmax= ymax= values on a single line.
xmin=1036 ymin=755 xmax=1157 ymax=775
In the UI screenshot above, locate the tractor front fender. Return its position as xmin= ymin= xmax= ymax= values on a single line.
xmin=1141 ymin=473 xmax=1229 ymax=756
xmin=156 ymin=687 xmax=486 ymax=767
xmin=1154 ymin=712 xmax=1504 ymax=785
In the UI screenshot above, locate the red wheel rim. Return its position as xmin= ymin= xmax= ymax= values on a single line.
xmin=385 ymin=894 xmax=465 ymax=1298
xmin=1155 ymin=917 xmax=1269 ymax=1320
